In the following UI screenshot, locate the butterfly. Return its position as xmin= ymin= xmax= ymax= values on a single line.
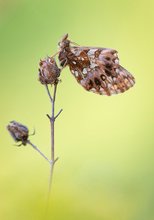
xmin=58 ymin=34 xmax=135 ymax=96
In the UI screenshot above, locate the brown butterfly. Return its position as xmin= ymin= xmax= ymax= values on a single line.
xmin=58 ymin=34 xmax=135 ymax=96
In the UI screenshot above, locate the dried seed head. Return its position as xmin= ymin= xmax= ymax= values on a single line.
xmin=7 ymin=121 xmax=29 ymax=145
xmin=38 ymin=57 xmax=61 ymax=85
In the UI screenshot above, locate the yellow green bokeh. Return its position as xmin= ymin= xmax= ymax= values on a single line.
xmin=0 ymin=0 xmax=154 ymax=219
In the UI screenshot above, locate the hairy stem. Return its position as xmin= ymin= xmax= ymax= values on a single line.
xmin=27 ymin=140 xmax=51 ymax=164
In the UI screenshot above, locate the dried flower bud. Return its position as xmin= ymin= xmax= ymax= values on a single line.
xmin=7 ymin=121 xmax=29 ymax=145
xmin=38 ymin=57 xmax=61 ymax=85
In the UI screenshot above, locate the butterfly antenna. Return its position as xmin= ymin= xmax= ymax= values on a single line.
xmin=70 ymin=41 xmax=80 ymax=46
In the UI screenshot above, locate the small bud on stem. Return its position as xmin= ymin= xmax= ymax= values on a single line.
xmin=7 ymin=121 xmax=51 ymax=163
xmin=7 ymin=121 xmax=29 ymax=145
xmin=38 ymin=57 xmax=61 ymax=85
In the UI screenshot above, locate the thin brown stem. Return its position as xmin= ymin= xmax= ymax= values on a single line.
xmin=55 ymin=109 xmax=63 ymax=120
xmin=27 ymin=140 xmax=51 ymax=164
xmin=45 ymin=84 xmax=53 ymax=103
xmin=45 ymin=83 xmax=60 ymax=197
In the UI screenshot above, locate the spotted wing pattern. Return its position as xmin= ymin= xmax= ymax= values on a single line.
xmin=67 ymin=46 xmax=135 ymax=96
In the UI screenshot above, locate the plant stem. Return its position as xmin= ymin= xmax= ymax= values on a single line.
xmin=51 ymin=83 xmax=57 ymax=163
xmin=45 ymin=84 xmax=53 ymax=103
xmin=45 ymin=84 xmax=62 ymax=196
xmin=27 ymin=140 xmax=51 ymax=164
xmin=48 ymin=84 xmax=56 ymax=194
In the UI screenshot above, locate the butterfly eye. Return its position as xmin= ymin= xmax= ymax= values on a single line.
xmin=58 ymin=42 xmax=62 ymax=47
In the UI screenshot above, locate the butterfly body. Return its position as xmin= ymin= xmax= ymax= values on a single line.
xmin=58 ymin=34 xmax=135 ymax=96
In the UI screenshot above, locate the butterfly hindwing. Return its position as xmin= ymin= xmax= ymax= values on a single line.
xmin=68 ymin=46 xmax=135 ymax=96
xmin=58 ymin=34 xmax=135 ymax=96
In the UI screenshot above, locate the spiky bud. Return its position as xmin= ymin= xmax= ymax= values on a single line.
xmin=38 ymin=57 xmax=61 ymax=85
xmin=7 ymin=121 xmax=29 ymax=145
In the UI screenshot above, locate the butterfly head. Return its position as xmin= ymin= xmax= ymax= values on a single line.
xmin=58 ymin=33 xmax=70 ymax=50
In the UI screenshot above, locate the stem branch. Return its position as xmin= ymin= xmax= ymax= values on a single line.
xmin=45 ymin=84 xmax=53 ymax=103
xmin=55 ymin=109 xmax=63 ymax=120
xmin=27 ymin=140 xmax=51 ymax=164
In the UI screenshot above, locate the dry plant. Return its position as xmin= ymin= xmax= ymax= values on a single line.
xmin=7 ymin=34 xmax=135 ymax=197
xmin=7 ymin=56 xmax=62 ymax=195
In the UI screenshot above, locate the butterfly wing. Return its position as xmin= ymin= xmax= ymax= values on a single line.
xmin=68 ymin=46 xmax=135 ymax=96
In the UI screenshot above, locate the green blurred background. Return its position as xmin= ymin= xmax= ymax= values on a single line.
xmin=0 ymin=0 xmax=154 ymax=219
